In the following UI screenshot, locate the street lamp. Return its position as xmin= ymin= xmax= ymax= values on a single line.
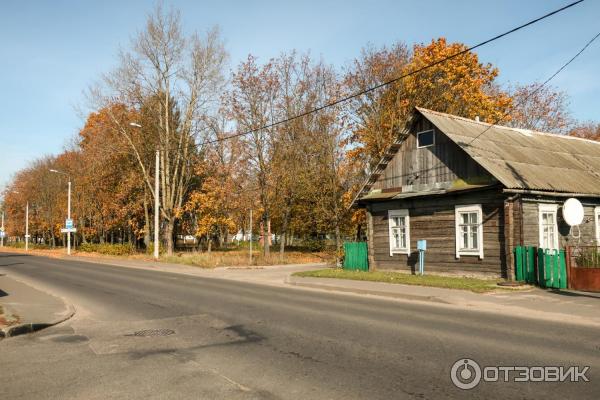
xmin=130 ymin=122 xmax=160 ymax=261
xmin=49 ymin=169 xmax=72 ymax=255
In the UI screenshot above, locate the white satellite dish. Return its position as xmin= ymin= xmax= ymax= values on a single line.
xmin=562 ymin=198 xmax=584 ymax=226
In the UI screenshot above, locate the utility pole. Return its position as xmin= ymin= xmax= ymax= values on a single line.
xmin=1 ymin=211 xmax=4 ymax=247
xmin=249 ymin=209 xmax=252 ymax=265
xmin=67 ymin=179 xmax=71 ymax=255
xmin=154 ymin=149 xmax=160 ymax=261
xmin=50 ymin=169 xmax=72 ymax=255
xmin=25 ymin=201 xmax=29 ymax=251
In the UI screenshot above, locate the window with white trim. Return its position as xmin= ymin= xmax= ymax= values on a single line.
xmin=595 ymin=207 xmax=600 ymax=245
xmin=416 ymin=129 xmax=435 ymax=148
xmin=455 ymin=204 xmax=484 ymax=259
xmin=538 ymin=204 xmax=559 ymax=250
xmin=388 ymin=210 xmax=410 ymax=255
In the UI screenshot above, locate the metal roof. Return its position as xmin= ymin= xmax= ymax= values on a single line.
xmin=417 ymin=107 xmax=600 ymax=195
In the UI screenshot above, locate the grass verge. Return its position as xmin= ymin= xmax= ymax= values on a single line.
xmin=293 ymin=268 xmax=505 ymax=293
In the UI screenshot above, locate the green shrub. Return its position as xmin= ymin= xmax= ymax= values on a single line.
xmin=302 ymin=238 xmax=327 ymax=252
xmin=575 ymin=248 xmax=600 ymax=268
xmin=146 ymin=242 xmax=164 ymax=256
xmin=78 ymin=243 xmax=136 ymax=256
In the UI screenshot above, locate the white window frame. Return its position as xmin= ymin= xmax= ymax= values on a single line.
xmin=538 ymin=204 xmax=559 ymax=250
xmin=416 ymin=129 xmax=435 ymax=148
xmin=455 ymin=204 xmax=484 ymax=259
xmin=595 ymin=206 xmax=600 ymax=245
xmin=388 ymin=209 xmax=410 ymax=256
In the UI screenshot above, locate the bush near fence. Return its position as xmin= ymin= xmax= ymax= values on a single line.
xmin=574 ymin=247 xmax=600 ymax=268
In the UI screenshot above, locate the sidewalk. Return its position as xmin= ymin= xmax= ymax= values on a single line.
xmin=288 ymin=274 xmax=600 ymax=326
xmin=0 ymin=275 xmax=74 ymax=338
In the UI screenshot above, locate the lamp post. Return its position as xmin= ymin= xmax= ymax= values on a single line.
xmin=49 ymin=169 xmax=72 ymax=255
xmin=1 ymin=210 xmax=4 ymax=247
xmin=130 ymin=122 xmax=160 ymax=261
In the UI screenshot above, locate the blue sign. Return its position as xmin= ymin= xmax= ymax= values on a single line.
xmin=417 ymin=239 xmax=427 ymax=251
xmin=66 ymin=219 xmax=74 ymax=229
xmin=0 ymin=231 xmax=5 ymax=238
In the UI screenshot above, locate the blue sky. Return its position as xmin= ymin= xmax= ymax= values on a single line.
xmin=1 ymin=0 xmax=599 ymax=188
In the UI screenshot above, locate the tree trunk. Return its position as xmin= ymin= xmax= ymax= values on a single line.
xmin=263 ymin=213 xmax=270 ymax=257
xmin=164 ymin=218 xmax=174 ymax=255
xmin=279 ymin=207 xmax=290 ymax=262
xmin=335 ymin=224 xmax=341 ymax=267
xmin=207 ymin=236 xmax=212 ymax=254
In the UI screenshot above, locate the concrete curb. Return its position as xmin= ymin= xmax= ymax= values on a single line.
xmin=0 ymin=303 xmax=75 ymax=339
xmin=286 ymin=275 xmax=450 ymax=304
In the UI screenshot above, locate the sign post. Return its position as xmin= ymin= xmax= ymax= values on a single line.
xmin=417 ymin=240 xmax=427 ymax=275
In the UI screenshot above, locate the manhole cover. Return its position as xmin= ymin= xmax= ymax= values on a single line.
xmin=128 ymin=329 xmax=175 ymax=337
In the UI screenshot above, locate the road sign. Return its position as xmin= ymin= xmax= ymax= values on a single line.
xmin=61 ymin=228 xmax=77 ymax=233
xmin=65 ymin=219 xmax=74 ymax=229
xmin=0 ymin=231 xmax=5 ymax=238
xmin=24 ymin=234 xmax=31 ymax=238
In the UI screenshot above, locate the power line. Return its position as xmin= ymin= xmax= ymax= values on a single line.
xmin=467 ymin=30 xmax=600 ymax=145
xmin=201 ymin=0 xmax=584 ymax=146
xmin=354 ymin=29 xmax=600 ymax=188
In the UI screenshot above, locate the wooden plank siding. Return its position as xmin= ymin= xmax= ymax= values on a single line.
xmin=518 ymin=198 xmax=600 ymax=248
xmin=371 ymin=116 xmax=494 ymax=191
xmin=367 ymin=188 xmax=506 ymax=277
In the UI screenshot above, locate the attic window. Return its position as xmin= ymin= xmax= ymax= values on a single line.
xmin=417 ymin=130 xmax=435 ymax=148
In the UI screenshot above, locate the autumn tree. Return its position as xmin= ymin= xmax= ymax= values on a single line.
xmin=97 ymin=5 xmax=228 ymax=254
xmin=345 ymin=38 xmax=512 ymax=168
xmin=570 ymin=122 xmax=600 ymax=141
xmin=228 ymin=55 xmax=279 ymax=257
xmin=507 ymin=84 xmax=573 ymax=133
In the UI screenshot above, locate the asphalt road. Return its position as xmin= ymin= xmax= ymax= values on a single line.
xmin=0 ymin=252 xmax=598 ymax=399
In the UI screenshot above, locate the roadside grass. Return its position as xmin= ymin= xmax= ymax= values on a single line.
xmin=0 ymin=245 xmax=332 ymax=268
xmin=293 ymin=268 xmax=506 ymax=293
xmin=160 ymin=249 xmax=331 ymax=268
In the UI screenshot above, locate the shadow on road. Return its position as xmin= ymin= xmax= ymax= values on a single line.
xmin=0 ymin=288 xmax=8 ymax=297
xmin=0 ymin=262 xmax=24 ymax=267
xmin=128 ymin=324 xmax=266 ymax=361
xmin=0 ymin=254 xmax=31 ymax=258
xmin=547 ymin=289 xmax=600 ymax=300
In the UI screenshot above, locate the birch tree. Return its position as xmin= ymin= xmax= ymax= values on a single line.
xmin=97 ymin=5 xmax=227 ymax=254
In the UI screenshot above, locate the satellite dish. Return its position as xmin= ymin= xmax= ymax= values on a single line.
xmin=562 ymin=198 xmax=584 ymax=226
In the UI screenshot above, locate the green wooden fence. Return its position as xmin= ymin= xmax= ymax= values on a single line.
xmin=514 ymin=246 xmax=567 ymax=289
xmin=343 ymin=242 xmax=369 ymax=271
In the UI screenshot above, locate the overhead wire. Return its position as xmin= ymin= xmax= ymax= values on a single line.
xmin=200 ymin=0 xmax=585 ymax=147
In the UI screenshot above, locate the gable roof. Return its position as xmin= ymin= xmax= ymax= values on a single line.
xmin=353 ymin=107 xmax=600 ymax=206
xmin=418 ymin=107 xmax=600 ymax=196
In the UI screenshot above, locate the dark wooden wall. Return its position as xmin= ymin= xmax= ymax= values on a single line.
xmin=367 ymin=188 xmax=506 ymax=277
xmin=372 ymin=116 xmax=494 ymax=191
xmin=517 ymin=198 xmax=599 ymax=248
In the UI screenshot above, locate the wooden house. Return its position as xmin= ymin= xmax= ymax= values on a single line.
xmin=352 ymin=108 xmax=600 ymax=278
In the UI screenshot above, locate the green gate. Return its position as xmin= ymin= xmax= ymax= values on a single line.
xmin=514 ymin=246 xmax=567 ymax=289
xmin=343 ymin=242 xmax=369 ymax=271
xmin=514 ymin=246 xmax=537 ymax=283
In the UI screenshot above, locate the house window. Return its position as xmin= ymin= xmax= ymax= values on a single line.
xmin=417 ymin=130 xmax=435 ymax=148
xmin=455 ymin=204 xmax=484 ymax=259
xmin=538 ymin=204 xmax=559 ymax=250
xmin=595 ymin=207 xmax=600 ymax=245
xmin=388 ymin=210 xmax=410 ymax=255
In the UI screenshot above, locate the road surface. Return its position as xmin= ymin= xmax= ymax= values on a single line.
xmin=0 ymin=252 xmax=598 ymax=399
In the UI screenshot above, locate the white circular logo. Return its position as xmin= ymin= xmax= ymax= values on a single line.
xmin=451 ymin=358 xmax=482 ymax=390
